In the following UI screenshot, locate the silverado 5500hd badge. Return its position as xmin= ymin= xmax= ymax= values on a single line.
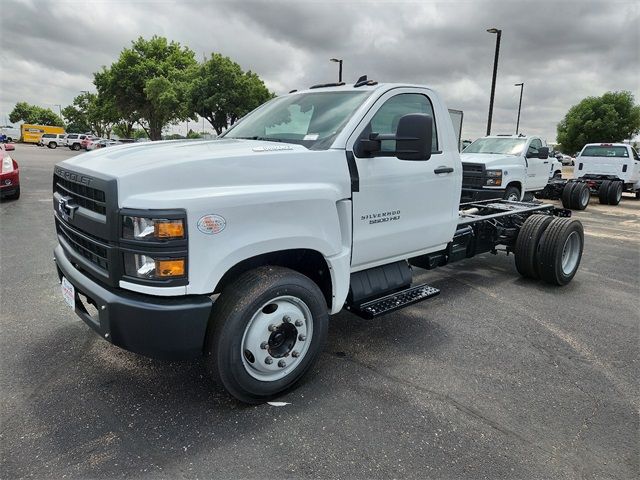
xmin=361 ymin=210 xmax=401 ymax=224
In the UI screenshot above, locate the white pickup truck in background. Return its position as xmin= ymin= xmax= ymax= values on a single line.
xmin=575 ymin=143 xmax=640 ymax=202
xmin=52 ymin=79 xmax=585 ymax=403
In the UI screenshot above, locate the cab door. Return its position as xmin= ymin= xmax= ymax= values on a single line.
xmin=524 ymin=138 xmax=549 ymax=191
xmin=347 ymin=89 xmax=459 ymax=270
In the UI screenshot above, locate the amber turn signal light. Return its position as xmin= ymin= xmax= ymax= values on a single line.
xmin=155 ymin=220 xmax=185 ymax=239
xmin=156 ymin=259 xmax=185 ymax=277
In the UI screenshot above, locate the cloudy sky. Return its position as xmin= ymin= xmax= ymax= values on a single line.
xmin=1 ymin=0 xmax=638 ymax=142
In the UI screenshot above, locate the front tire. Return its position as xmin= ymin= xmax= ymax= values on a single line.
xmin=205 ymin=266 xmax=328 ymax=404
xmin=503 ymin=185 xmax=521 ymax=202
xmin=72 ymin=143 xmax=81 ymax=151
xmin=48 ymin=142 xmax=56 ymax=149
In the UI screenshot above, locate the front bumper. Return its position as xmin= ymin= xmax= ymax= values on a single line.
xmin=460 ymin=187 xmax=503 ymax=203
xmin=54 ymin=245 xmax=212 ymax=360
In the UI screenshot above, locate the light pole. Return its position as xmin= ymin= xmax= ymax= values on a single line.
xmin=54 ymin=104 xmax=62 ymax=118
xmin=486 ymin=28 xmax=502 ymax=136
xmin=514 ymin=82 xmax=524 ymax=135
xmin=330 ymin=58 xmax=343 ymax=83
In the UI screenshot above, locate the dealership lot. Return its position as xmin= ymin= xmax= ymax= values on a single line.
xmin=1 ymin=144 xmax=638 ymax=479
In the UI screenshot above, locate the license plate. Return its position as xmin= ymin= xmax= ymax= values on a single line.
xmin=61 ymin=276 xmax=75 ymax=310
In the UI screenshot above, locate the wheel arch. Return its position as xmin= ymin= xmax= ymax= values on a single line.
xmin=214 ymin=249 xmax=335 ymax=311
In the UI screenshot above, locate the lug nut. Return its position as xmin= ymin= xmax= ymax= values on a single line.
xmin=283 ymin=315 xmax=291 ymax=323
xmin=292 ymin=351 xmax=300 ymax=358
xmin=295 ymin=320 xmax=303 ymax=327
xmin=298 ymin=334 xmax=306 ymax=341
xmin=265 ymin=357 xmax=273 ymax=365
xmin=268 ymin=324 xmax=278 ymax=332
xmin=260 ymin=342 xmax=268 ymax=350
xmin=278 ymin=360 xmax=286 ymax=368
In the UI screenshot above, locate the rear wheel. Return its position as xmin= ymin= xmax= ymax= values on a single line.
xmin=561 ymin=182 xmax=576 ymax=209
xmin=537 ymin=218 xmax=584 ymax=285
xmin=570 ymin=182 xmax=590 ymax=210
xmin=514 ymin=214 xmax=554 ymax=279
xmin=72 ymin=143 xmax=81 ymax=151
xmin=598 ymin=180 xmax=611 ymax=204
xmin=607 ymin=181 xmax=622 ymax=205
xmin=205 ymin=266 xmax=328 ymax=404
xmin=503 ymin=185 xmax=521 ymax=202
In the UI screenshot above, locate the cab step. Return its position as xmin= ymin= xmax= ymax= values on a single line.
xmin=346 ymin=283 xmax=440 ymax=319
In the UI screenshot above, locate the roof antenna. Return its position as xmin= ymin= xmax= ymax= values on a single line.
xmin=354 ymin=75 xmax=378 ymax=88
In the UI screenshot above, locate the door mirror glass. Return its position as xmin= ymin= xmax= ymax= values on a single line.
xmin=354 ymin=113 xmax=433 ymax=161
xmin=537 ymin=146 xmax=549 ymax=159
xmin=395 ymin=113 xmax=433 ymax=160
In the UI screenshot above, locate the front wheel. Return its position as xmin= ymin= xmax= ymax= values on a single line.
xmin=48 ymin=142 xmax=57 ymax=149
xmin=503 ymin=185 xmax=521 ymax=202
xmin=205 ymin=266 xmax=328 ymax=404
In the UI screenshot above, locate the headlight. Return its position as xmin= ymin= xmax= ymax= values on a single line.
xmin=485 ymin=169 xmax=502 ymax=186
xmin=122 ymin=215 xmax=185 ymax=241
xmin=1 ymin=157 xmax=14 ymax=173
xmin=124 ymin=253 xmax=186 ymax=279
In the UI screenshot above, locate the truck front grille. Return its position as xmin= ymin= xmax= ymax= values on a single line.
xmin=54 ymin=174 xmax=106 ymax=215
xmin=462 ymin=163 xmax=486 ymax=188
xmin=56 ymin=220 xmax=109 ymax=271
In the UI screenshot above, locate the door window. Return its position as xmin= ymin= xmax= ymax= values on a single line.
xmin=527 ymin=138 xmax=542 ymax=156
xmin=361 ymin=93 xmax=438 ymax=153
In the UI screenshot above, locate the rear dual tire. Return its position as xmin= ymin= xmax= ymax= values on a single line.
xmin=515 ymin=216 xmax=584 ymax=285
xmin=598 ymin=180 xmax=622 ymax=205
xmin=561 ymin=182 xmax=589 ymax=210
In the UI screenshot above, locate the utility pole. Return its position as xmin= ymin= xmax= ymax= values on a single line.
xmin=486 ymin=28 xmax=502 ymax=136
xmin=514 ymin=83 xmax=524 ymax=135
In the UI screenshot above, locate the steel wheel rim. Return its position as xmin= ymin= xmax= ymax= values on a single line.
xmin=616 ymin=184 xmax=622 ymax=202
xmin=561 ymin=231 xmax=581 ymax=275
xmin=507 ymin=192 xmax=519 ymax=201
xmin=241 ymin=295 xmax=313 ymax=381
xmin=580 ymin=186 xmax=589 ymax=205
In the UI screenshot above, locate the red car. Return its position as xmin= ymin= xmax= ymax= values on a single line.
xmin=0 ymin=143 xmax=19 ymax=200
xmin=81 ymin=135 xmax=99 ymax=150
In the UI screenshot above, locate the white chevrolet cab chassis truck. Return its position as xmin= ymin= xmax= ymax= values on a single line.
xmin=460 ymin=135 xmax=585 ymax=208
xmin=53 ymin=79 xmax=585 ymax=403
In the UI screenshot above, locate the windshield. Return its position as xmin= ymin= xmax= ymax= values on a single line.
xmin=581 ymin=146 xmax=628 ymax=158
xmin=463 ymin=137 xmax=527 ymax=155
xmin=222 ymin=91 xmax=372 ymax=150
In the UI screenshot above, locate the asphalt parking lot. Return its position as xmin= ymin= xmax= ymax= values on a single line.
xmin=1 ymin=143 xmax=638 ymax=479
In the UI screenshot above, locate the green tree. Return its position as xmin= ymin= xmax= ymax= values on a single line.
xmin=96 ymin=36 xmax=197 ymax=140
xmin=557 ymin=91 xmax=640 ymax=153
xmin=61 ymin=92 xmax=118 ymax=137
xmin=189 ymin=53 xmax=273 ymax=135
xmin=9 ymin=102 xmax=64 ymax=126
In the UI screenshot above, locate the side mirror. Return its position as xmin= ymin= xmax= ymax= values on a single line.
xmin=537 ymin=146 xmax=549 ymax=159
xmin=395 ymin=113 xmax=433 ymax=161
xmin=354 ymin=113 xmax=433 ymax=161
xmin=4 ymin=143 xmax=15 ymax=151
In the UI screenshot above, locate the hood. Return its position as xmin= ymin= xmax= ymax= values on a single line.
xmin=57 ymin=138 xmax=351 ymax=207
xmin=60 ymin=139 xmax=309 ymax=177
xmin=460 ymin=152 xmax=523 ymax=168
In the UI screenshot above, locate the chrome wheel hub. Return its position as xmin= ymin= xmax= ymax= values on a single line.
xmin=241 ymin=296 xmax=312 ymax=381
xmin=561 ymin=231 xmax=581 ymax=275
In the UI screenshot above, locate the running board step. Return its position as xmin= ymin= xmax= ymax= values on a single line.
xmin=346 ymin=283 xmax=440 ymax=319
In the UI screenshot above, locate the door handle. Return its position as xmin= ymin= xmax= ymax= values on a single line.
xmin=543 ymin=161 xmax=549 ymax=164
xmin=434 ymin=167 xmax=454 ymax=174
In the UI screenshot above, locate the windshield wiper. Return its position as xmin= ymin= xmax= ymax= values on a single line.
xmin=230 ymin=136 xmax=285 ymax=143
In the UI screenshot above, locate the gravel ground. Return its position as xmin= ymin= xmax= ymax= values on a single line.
xmin=1 ymin=143 xmax=638 ymax=479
